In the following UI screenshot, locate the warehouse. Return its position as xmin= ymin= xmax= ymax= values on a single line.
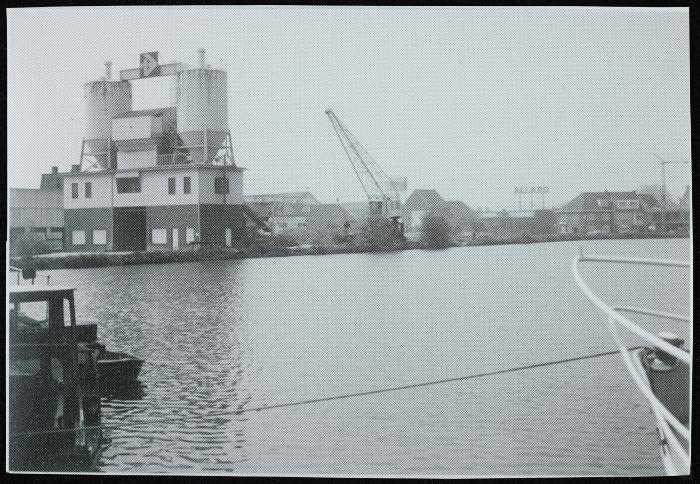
xmin=63 ymin=50 xmax=257 ymax=252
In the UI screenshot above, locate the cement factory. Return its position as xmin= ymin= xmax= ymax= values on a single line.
xmin=60 ymin=49 xmax=261 ymax=252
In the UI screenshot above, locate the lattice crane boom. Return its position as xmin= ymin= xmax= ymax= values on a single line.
xmin=325 ymin=109 xmax=400 ymax=213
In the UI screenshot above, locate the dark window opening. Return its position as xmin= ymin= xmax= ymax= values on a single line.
xmin=184 ymin=176 xmax=191 ymax=194
xmin=85 ymin=182 xmax=92 ymax=199
xmin=168 ymin=177 xmax=176 ymax=195
xmin=71 ymin=183 xmax=78 ymax=199
xmin=215 ymin=177 xmax=229 ymax=194
xmin=116 ymin=177 xmax=141 ymax=194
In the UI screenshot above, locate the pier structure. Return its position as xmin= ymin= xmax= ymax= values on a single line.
xmin=62 ymin=50 xmax=256 ymax=252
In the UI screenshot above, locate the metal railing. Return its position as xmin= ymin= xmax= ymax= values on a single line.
xmin=572 ymin=249 xmax=690 ymax=475
xmin=156 ymin=153 xmax=194 ymax=165
xmin=8 ymin=266 xmax=51 ymax=285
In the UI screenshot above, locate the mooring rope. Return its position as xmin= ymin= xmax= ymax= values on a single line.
xmin=10 ymin=347 xmax=638 ymax=438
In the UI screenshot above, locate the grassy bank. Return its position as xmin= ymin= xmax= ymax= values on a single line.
xmin=9 ymin=231 xmax=689 ymax=272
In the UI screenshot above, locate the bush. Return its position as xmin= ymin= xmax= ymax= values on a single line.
xmin=420 ymin=214 xmax=452 ymax=249
xmin=356 ymin=218 xmax=401 ymax=251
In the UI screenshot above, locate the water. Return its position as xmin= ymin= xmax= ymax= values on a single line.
xmin=43 ymin=238 xmax=691 ymax=476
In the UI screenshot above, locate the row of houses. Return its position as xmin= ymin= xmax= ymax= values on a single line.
xmin=8 ymin=167 xmax=691 ymax=253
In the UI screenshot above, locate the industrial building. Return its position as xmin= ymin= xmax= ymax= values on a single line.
xmin=479 ymin=209 xmax=556 ymax=239
xmin=401 ymin=189 xmax=478 ymax=236
xmin=245 ymin=192 xmax=320 ymax=235
xmin=62 ymin=50 xmax=260 ymax=252
xmin=9 ymin=188 xmax=65 ymax=253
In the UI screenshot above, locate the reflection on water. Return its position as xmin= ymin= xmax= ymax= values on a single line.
xmin=102 ymin=381 xmax=147 ymax=401
xmin=42 ymin=238 xmax=690 ymax=475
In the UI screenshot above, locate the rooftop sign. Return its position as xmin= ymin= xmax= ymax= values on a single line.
xmin=119 ymin=52 xmax=186 ymax=81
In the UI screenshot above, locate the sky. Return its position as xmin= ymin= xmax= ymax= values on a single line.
xmin=6 ymin=6 xmax=691 ymax=210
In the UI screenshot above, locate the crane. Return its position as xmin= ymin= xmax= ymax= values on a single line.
xmin=325 ymin=109 xmax=402 ymax=228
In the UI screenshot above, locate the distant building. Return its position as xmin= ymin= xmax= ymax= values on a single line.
xmin=245 ymin=191 xmax=321 ymax=235
xmin=401 ymin=189 xmax=477 ymax=235
xmin=306 ymin=203 xmax=355 ymax=242
xmin=339 ymin=201 xmax=370 ymax=223
xmin=39 ymin=165 xmax=81 ymax=190
xmin=9 ymin=188 xmax=65 ymax=252
xmin=555 ymin=191 xmax=660 ymax=235
xmin=401 ymin=189 xmax=446 ymax=233
xmin=481 ymin=210 xmax=533 ymax=239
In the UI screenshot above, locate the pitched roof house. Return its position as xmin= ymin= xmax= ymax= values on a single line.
xmin=556 ymin=191 xmax=660 ymax=235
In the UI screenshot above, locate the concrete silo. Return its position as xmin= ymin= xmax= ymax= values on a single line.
xmin=175 ymin=50 xmax=228 ymax=164
xmin=84 ymin=62 xmax=132 ymax=169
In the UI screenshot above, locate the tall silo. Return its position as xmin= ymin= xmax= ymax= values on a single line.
xmin=84 ymin=64 xmax=132 ymax=170
xmin=175 ymin=51 xmax=228 ymax=164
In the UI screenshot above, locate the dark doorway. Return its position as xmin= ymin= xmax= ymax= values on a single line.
xmin=113 ymin=207 xmax=147 ymax=251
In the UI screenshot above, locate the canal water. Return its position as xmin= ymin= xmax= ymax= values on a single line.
xmin=44 ymin=238 xmax=691 ymax=476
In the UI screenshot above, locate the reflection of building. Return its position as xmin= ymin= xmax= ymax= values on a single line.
xmin=555 ymin=191 xmax=660 ymax=235
xmin=62 ymin=50 xmax=254 ymax=252
xmin=245 ymin=192 xmax=320 ymax=235
xmin=9 ymin=188 xmax=65 ymax=252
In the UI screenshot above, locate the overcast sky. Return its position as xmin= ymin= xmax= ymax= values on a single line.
xmin=7 ymin=6 xmax=690 ymax=210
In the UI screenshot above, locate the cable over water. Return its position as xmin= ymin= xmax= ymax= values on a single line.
xmin=11 ymin=347 xmax=636 ymax=437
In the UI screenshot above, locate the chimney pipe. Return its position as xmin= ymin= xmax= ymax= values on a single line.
xmin=198 ymin=49 xmax=206 ymax=69
xmin=105 ymin=61 xmax=112 ymax=81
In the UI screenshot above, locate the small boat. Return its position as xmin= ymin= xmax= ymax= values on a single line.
xmin=72 ymin=326 xmax=144 ymax=387
xmin=89 ymin=342 xmax=145 ymax=387
xmin=573 ymin=249 xmax=690 ymax=475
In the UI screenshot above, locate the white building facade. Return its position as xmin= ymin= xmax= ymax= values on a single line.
xmin=63 ymin=50 xmax=256 ymax=252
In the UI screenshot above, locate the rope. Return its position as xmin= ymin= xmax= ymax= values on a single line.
xmin=10 ymin=348 xmax=635 ymax=438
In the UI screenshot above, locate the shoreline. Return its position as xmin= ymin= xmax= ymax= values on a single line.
xmin=10 ymin=232 xmax=690 ymax=272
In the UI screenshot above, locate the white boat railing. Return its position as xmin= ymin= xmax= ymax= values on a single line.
xmin=572 ymin=249 xmax=690 ymax=475
xmin=8 ymin=265 xmax=51 ymax=285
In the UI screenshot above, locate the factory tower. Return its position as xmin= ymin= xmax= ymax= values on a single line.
xmin=63 ymin=50 xmax=254 ymax=252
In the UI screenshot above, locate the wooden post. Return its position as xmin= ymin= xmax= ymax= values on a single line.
xmin=63 ymin=295 xmax=80 ymax=432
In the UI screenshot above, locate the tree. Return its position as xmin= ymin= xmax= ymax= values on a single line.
xmin=420 ymin=214 xmax=452 ymax=249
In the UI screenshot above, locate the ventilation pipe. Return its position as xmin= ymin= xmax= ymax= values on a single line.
xmin=198 ymin=49 xmax=206 ymax=69
xmin=104 ymin=61 xmax=112 ymax=81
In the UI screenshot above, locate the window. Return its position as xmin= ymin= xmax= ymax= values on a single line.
xmin=48 ymin=227 xmax=64 ymax=240
xmin=30 ymin=227 xmax=47 ymax=239
xmin=72 ymin=230 xmax=86 ymax=245
xmin=215 ymin=177 xmax=229 ymax=194
xmin=184 ymin=176 xmax=191 ymax=195
xmin=85 ymin=182 xmax=92 ymax=199
xmin=168 ymin=177 xmax=176 ymax=195
xmin=15 ymin=301 xmax=49 ymax=329
xmin=151 ymin=229 xmax=167 ymax=244
xmin=596 ymin=199 xmax=610 ymax=208
xmin=93 ymin=229 xmax=107 ymax=245
xmin=616 ymin=199 xmax=640 ymax=210
xmin=116 ymin=177 xmax=141 ymax=194
xmin=71 ymin=183 xmax=79 ymax=199
xmin=186 ymin=228 xmax=195 ymax=244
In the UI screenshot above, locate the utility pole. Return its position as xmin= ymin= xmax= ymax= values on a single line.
xmin=653 ymin=154 xmax=690 ymax=233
